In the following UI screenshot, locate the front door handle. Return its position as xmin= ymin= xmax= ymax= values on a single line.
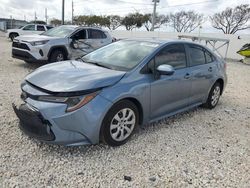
xmin=184 ymin=73 xmax=191 ymax=79
xmin=208 ymin=67 xmax=213 ymax=72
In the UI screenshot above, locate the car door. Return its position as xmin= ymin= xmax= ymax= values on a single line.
xmin=150 ymin=43 xmax=192 ymax=120
xmin=86 ymin=29 xmax=109 ymax=49
xmin=69 ymin=29 xmax=91 ymax=59
xmin=21 ymin=24 xmax=36 ymax=35
xmin=36 ymin=25 xmax=46 ymax=34
xmin=186 ymin=44 xmax=216 ymax=104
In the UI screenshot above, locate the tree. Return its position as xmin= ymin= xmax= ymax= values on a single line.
xmin=169 ymin=11 xmax=203 ymax=32
xmin=211 ymin=4 xmax=250 ymax=34
xmin=74 ymin=15 xmax=110 ymax=28
xmin=143 ymin=14 xmax=169 ymax=31
xmin=122 ymin=13 xmax=145 ymax=31
xmin=107 ymin=15 xmax=122 ymax=30
xmin=50 ymin=18 xmax=61 ymax=26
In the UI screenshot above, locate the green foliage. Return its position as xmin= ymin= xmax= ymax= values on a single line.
xmin=122 ymin=13 xmax=147 ymax=31
xmin=50 ymin=18 xmax=61 ymax=26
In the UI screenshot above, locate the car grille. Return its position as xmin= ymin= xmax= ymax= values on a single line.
xmin=12 ymin=41 xmax=30 ymax=51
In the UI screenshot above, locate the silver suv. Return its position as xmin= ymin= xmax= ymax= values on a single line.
xmin=12 ymin=25 xmax=113 ymax=63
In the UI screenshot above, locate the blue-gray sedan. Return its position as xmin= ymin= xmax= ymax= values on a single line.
xmin=13 ymin=39 xmax=227 ymax=146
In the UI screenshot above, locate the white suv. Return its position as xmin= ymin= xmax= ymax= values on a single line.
xmin=12 ymin=25 xmax=113 ymax=63
xmin=7 ymin=24 xmax=53 ymax=41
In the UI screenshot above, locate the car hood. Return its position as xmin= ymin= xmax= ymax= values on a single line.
xmin=16 ymin=34 xmax=60 ymax=42
xmin=25 ymin=60 xmax=126 ymax=93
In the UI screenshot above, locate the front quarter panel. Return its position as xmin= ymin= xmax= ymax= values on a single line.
xmin=99 ymin=72 xmax=152 ymax=125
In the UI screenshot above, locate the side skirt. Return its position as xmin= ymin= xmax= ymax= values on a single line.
xmin=149 ymin=102 xmax=203 ymax=124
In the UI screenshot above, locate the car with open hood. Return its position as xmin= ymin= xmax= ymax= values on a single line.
xmin=13 ymin=39 xmax=227 ymax=146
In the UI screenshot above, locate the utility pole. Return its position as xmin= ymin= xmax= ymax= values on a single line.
xmin=10 ymin=15 xmax=13 ymax=29
xmin=62 ymin=0 xmax=65 ymax=25
xmin=72 ymin=0 xmax=74 ymax=24
xmin=45 ymin=8 xmax=48 ymax=24
xmin=34 ymin=12 xmax=37 ymax=24
xmin=151 ymin=0 xmax=159 ymax=31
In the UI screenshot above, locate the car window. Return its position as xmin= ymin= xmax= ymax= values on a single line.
xmin=37 ymin=25 xmax=45 ymax=31
xmin=46 ymin=26 xmax=53 ymax=30
xmin=73 ymin=29 xmax=87 ymax=40
xmin=205 ymin=50 xmax=214 ymax=63
xmin=155 ymin=44 xmax=187 ymax=69
xmin=23 ymin=25 xmax=35 ymax=31
xmin=41 ymin=26 xmax=75 ymax=37
xmin=82 ymin=40 xmax=159 ymax=71
xmin=188 ymin=45 xmax=206 ymax=66
xmin=88 ymin=29 xmax=106 ymax=39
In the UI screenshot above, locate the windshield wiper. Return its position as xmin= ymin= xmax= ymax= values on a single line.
xmin=84 ymin=60 xmax=112 ymax=70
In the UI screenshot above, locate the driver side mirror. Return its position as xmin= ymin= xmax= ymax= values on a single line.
xmin=157 ymin=64 xmax=175 ymax=76
xmin=71 ymin=40 xmax=79 ymax=49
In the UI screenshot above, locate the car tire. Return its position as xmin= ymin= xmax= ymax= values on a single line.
xmin=101 ymin=100 xmax=139 ymax=147
xmin=24 ymin=61 xmax=33 ymax=64
xmin=10 ymin=33 xmax=19 ymax=41
xmin=203 ymin=82 xmax=221 ymax=109
xmin=49 ymin=49 xmax=66 ymax=63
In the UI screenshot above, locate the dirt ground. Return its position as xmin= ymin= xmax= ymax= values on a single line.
xmin=0 ymin=32 xmax=249 ymax=187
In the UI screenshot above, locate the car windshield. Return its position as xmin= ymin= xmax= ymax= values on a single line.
xmin=82 ymin=40 xmax=159 ymax=71
xmin=41 ymin=26 xmax=75 ymax=37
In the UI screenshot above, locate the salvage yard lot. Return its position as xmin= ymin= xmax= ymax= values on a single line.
xmin=0 ymin=33 xmax=249 ymax=187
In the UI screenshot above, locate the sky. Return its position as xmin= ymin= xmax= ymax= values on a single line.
xmin=0 ymin=0 xmax=249 ymax=33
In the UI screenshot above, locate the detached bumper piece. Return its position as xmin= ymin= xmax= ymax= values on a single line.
xmin=12 ymin=103 xmax=55 ymax=141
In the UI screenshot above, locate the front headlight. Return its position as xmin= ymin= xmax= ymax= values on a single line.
xmin=29 ymin=40 xmax=49 ymax=46
xmin=38 ymin=92 xmax=98 ymax=112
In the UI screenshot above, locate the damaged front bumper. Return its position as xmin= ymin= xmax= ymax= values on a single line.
xmin=12 ymin=103 xmax=55 ymax=141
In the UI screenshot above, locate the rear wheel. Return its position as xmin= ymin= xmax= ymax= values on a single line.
xmin=49 ymin=49 xmax=66 ymax=63
xmin=101 ymin=100 xmax=139 ymax=146
xmin=10 ymin=33 xmax=18 ymax=41
xmin=204 ymin=82 xmax=221 ymax=109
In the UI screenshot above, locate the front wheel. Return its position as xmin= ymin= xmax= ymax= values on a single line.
xmin=203 ymin=82 xmax=221 ymax=109
xmin=101 ymin=100 xmax=139 ymax=146
xmin=49 ymin=50 xmax=66 ymax=63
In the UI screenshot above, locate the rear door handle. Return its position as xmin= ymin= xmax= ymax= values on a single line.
xmin=184 ymin=73 xmax=191 ymax=79
xmin=208 ymin=67 xmax=213 ymax=72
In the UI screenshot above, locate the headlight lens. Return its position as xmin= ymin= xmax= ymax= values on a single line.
xmin=38 ymin=92 xmax=98 ymax=112
xmin=29 ymin=40 xmax=49 ymax=46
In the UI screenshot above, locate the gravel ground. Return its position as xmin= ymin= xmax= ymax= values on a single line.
xmin=0 ymin=33 xmax=249 ymax=188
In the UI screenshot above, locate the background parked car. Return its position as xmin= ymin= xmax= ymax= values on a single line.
xmin=6 ymin=24 xmax=53 ymax=41
xmin=12 ymin=25 xmax=113 ymax=63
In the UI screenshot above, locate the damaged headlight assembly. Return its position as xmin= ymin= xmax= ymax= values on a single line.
xmin=38 ymin=92 xmax=99 ymax=112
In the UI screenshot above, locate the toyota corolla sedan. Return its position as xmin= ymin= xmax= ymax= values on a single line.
xmin=13 ymin=39 xmax=227 ymax=146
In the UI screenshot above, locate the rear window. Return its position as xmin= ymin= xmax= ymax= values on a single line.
xmin=205 ymin=51 xmax=214 ymax=63
xmin=88 ymin=29 xmax=106 ymax=39
xmin=188 ymin=45 xmax=206 ymax=66
xmin=46 ymin=26 xmax=54 ymax=30
xmin=37 ymin=25 xmax=45 ymax=31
